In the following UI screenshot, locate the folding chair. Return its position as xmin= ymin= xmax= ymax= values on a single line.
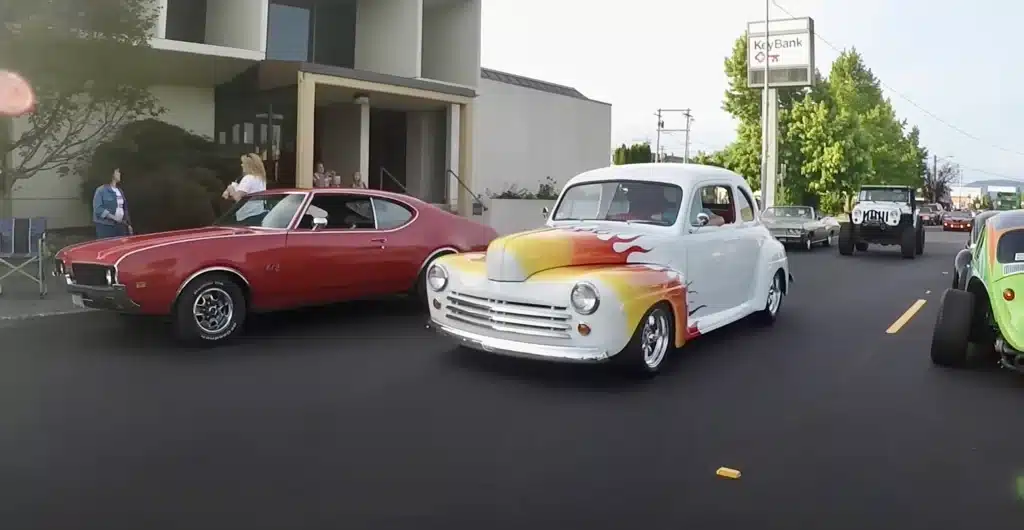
xmin=0 ymin=217 xmax=48 ymax=298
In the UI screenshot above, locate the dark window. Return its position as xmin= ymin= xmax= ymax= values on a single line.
xmin=311 ymin=0 xmax=357 ymax=68
xmin=996 ymin=229 xmax=1024 ymax=263
xmin=372 ymin=198 xmax=414 ymax=229
xmin=267 ymin=2 xmax=312 ymax=61
xmin=297 ymin=194 xmax=375 ymax=230
xmin=165 ymin=0 xmax=208 ymax=43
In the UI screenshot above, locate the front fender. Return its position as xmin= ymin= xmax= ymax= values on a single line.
xmin=953 ymin=248 xmax=972 ymax=288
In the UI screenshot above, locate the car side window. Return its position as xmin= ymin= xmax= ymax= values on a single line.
xmin=735 ymin=187 xmax=756 ymax=222
xmin=372 ymin=198 xmax=414 ymax=230
xmin=690 ymin=184 xmax=736 ymax=226
xmin=296 ymin=194 xmax=376 ymax=230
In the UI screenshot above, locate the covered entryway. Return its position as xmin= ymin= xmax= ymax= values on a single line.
xmin=296 ymin=65 xmax=476 ymax=215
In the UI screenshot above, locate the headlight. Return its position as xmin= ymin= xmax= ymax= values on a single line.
xmin=570 ymin=282 xmax=600 ymax=315
xmin=426 ymin=264 xmax=448 ymax=291
xmin=787 ymin=228 xmax=802 ymax=235
xmin=851 ymin=209 xmax=863 ymax=224
xmin=105 ymin=268 xmax=116 ymax=285
xmin=53 ymin=260 xmax=65 ymax=277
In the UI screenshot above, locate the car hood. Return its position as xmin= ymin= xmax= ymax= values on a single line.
xmin=763 ymin=218 xmax=812 ymax=230
xmin=57 ymin=226 xmax=255 ymax=264
xmin=484 ymin=225 xmax=660 ymax=282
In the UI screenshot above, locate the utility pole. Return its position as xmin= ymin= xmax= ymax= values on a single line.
xmin=759 ymin=0 xmax=776 ymax=208
xmin=682 ymin=109 xmax=694 ymax=163
xmin=654 ymin=108 xmax=692 ymax=162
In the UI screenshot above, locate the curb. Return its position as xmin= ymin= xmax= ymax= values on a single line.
xmin=0 ymin=308 xmax=95 ymax=321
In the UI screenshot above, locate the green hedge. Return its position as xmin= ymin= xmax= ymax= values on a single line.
xmin=79 ymin=120 xmax=239 ymax=234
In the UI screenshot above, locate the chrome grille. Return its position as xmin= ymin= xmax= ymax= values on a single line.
xmin=71 ymin=263 xmax=110 ymax=286
xmin=445 ymin=291 xmax=572 ymax=339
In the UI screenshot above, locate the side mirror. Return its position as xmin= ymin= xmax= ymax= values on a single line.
xmin=312 ymin=217 xmax=328 ymax=231
xmin=541 ymin=206 xmax=549 ymax=218
xmin=695 ymin=212 xmax=710 ymax=227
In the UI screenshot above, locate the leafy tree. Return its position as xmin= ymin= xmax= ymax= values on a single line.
xmin=0 ymin=0 xmax=163 ymax=213
xmin=972 ymin=194 xmax=993 ymax=210
xmin=690 ymin=150 xmax=727 ymax=168
xmin=921 ymin=159 xmax=959 ymax=203
xmin=612 ymin=142 xmax=653 ymax=165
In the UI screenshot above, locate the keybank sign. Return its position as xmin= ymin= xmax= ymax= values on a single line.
xmin=746 ymin=17 xmax=815 ymax=88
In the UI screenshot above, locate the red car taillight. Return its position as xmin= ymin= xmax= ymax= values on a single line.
xmin=1004 ymin=288 xmax=1015 ymax=301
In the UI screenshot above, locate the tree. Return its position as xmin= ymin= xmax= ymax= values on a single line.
xmin=921 ymin=159 xmax=960 ymax=203
xmin=612 ymin=142 xmax=653 ymax=165
xmin=972 ymin=194 xmax=993 ymax=210
xmin=0 ymin=0 xmax=163 ymax=213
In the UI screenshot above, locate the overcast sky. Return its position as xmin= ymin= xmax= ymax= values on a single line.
xmin=480 ymin=0 xmax=1024 ymax=183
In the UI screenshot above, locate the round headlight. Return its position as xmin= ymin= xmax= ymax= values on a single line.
xmin=426 ymin=264 xmax=448 ymax=291
xmin=570 ymin=282 xmax=599 ymax=315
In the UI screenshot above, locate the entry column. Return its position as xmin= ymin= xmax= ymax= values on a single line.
xmin=445 ymin=104 xmax=461 ymax=212
xmin=357 ymin=95 xmax=370 ymax=187
xmin=295 ymin=73 xmax=316 ymax=189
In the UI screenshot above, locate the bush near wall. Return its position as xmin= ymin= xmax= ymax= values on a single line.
xmin=78 ymin=120 xmax=239 ymax=234
xmin=487 ymin=176 xmax=560 ymax=200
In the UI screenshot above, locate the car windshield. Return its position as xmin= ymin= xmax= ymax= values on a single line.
xmin=213 ymin=193 xmax=307 ymax=228
xmin=920 ymin=205 xmax=935 ymax=212
xmin=763 ymin=206 xmax=813 ymax=219
xmin=859 ymin=188 xmax=910 ymax=203
xmin=996 ymin=230 xmax=1024 ymax=263
xmin=552 ymin=180 xmax=683 ymax=226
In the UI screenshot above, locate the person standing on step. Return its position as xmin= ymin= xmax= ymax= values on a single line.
xmin=92 ymin=167 xmax=133 ymax=238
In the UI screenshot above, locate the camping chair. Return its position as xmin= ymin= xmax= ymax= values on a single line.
xmin=0 ymin=217 xmax=48 ymax=298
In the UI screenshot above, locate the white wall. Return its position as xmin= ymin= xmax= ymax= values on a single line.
xmin=405 ymin=110 xmax=446 ymax=202
xmin=355 ymin=0 xmax=423 ymax=78
xmin=472 ymin=79 xmax=612 ymax=199
xmin=421 ymin=0 xmax=481 ymax=87
xmin=319 ymin=104 xmax=361 ymax=180
xmin=474 ymin=199 xmax=554 ymax=236
xmin=8 ymin=85 xmax=215 ymax=228
xmin=205 ymin=0 xmax=268 ymax=53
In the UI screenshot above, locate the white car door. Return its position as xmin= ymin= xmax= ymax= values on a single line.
xmin=684 ymin=182 xmax=742 ymax=320
xmin=731 ymin=185 xmax=762 ymax=305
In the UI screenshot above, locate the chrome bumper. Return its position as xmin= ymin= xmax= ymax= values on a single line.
xmin=427 ymin=319 xmax=612 ymax=363
xmin=66 ymin=282 xmax=140 ymax=313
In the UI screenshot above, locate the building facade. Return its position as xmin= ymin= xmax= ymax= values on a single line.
xmin=6 ymin=0 xmax=612 ymax=228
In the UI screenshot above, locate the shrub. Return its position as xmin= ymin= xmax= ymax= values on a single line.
xmin=486 ymin=176 xmax=560 ymax=200
xmin=78 ymin=119 xmax=239 ymax=233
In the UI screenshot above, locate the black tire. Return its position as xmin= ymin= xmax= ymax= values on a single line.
xmin=930 ymin=289 xmax=973 ymax=367
xmin=838 ymin=223 xmax=855 ymax=255
xmin=753 ymin=270 xmax=785 ymax=325
xmin=614 ymin=303 xmax=675 ymax=377
xmin=951 ymin=271 xmax=959 ymax=290
xmin=173 ymin=273 xmax=247 ymax=345
xmin=855 ymin=242 xmax=869 ymax=252
xmin=900 ymin=227 xmax=916 ymax=259
xmin=915 ymin=226 xmax=925 ymax=255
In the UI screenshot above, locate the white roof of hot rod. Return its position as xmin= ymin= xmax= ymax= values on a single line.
xmin=566 ymin=163 xmax=747 ymax=189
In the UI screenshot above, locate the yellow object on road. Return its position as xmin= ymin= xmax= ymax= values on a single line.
xmin=716 ymin=467 xmax=741 ymax=479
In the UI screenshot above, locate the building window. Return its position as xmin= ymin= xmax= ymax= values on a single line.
xmin=165 ymin=0 xmax=208 ymax=44
xmin=267 ymin=2 xmax=312 ymax=61
xmin=231 ymin=124 xmax=240 ymax=144
xmin=243 ymin=123 xmax=254 ymax=144
xmin=218 ymin=131 xmax=226 ymax=144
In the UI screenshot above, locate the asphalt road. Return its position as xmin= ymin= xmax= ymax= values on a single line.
xmin=3 ymin=227 xmax=1023 ymax=530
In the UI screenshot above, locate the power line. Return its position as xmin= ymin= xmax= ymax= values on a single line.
xmin=771 ymin=0 xmax=1024 ymax=160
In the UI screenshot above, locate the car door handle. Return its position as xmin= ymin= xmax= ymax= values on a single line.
xmin=370 ymin=237 xmax=387 ymax=243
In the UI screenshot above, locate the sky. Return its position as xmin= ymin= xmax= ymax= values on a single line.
xmin=479 ymin=0 xmax=1024 ymax=184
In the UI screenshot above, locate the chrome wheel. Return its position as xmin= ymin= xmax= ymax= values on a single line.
xmin=641 ymin=309 xmax=671 ymax=369
xmin=804 ymin=237 xmax=812 ymax=250
xmin=827 ymin=233 xmax=834 ymax=246
xmin=192 ymin=286 xmax=234 ymax=335
xmin=767 ymin=273 xmax=783 ymax=316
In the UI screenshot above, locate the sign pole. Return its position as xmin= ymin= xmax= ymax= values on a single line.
xmin=759 ymin=0 xmax=774 ymax=208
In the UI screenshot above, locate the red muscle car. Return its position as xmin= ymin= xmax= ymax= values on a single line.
xmin=55 ymin=189 xmax=497 ymax=344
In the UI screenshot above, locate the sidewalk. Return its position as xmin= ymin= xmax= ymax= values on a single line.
xmin=0 ymin=230 xmax=94 ymax=320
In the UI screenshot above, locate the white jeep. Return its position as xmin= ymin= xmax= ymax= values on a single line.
xmin=838 ymin=185 xmax=925 ymax=259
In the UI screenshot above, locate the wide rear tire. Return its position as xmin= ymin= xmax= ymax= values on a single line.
xmin=930 ymin=289 xmax=973 ymax=367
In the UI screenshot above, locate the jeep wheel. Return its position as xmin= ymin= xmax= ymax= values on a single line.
xmin=900 ymin=227 xmax=916 ymax=259
xmin=930 ymin=289 xmax=973 ymax=367
xmin=915 ymin=227 xmax=925 ymax=255
xmin=838 ymin=223 xmax=855 ymax=255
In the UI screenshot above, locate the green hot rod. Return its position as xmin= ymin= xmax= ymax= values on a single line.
xmin=932 ymin=210 xmax=1024 ymax=371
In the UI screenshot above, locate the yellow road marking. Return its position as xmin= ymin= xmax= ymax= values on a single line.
xmin=886 ymin=299 xmax=927 ymax=334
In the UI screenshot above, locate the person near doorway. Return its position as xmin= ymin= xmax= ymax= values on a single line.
xmin=346 ymin=171 xmax=366 ymax=189
xmin=223 ymin=153 xmax=268 ymax=222
xmin=92 ymin=168 xmax=132 ymax=238
xmin=313 ymin=161 xmax=330 ymax=188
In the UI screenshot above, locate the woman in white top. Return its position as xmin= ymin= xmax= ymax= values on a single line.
xmin=223 ymin=153 xmax=268 ymax=223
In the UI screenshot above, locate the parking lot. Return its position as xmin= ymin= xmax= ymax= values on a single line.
xmin=2 ymin=227 xmax=1023 ymax=530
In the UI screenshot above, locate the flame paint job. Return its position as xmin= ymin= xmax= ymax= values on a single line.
xmin=436 ymin=225 xmax=696 ymax=348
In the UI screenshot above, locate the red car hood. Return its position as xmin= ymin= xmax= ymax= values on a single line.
xmin=59 ymin=226 xmax=252 ymax=264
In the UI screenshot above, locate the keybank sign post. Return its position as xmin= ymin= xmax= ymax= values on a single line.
xmin=747 ymin=17 xmax=815 ymax=208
